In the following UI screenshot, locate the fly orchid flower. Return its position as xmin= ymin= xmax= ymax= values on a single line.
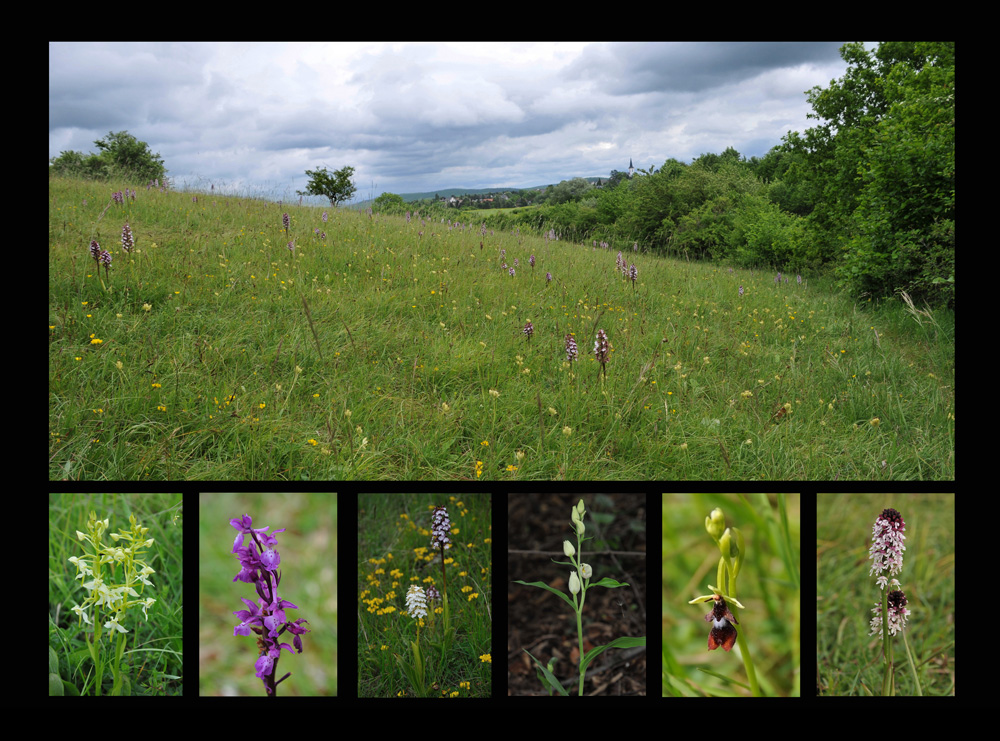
xmin=689 ymin=506 xmax=761 ymax=695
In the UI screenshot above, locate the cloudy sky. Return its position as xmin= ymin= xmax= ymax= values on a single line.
xmin=49 ymin=42 xmax=853 ymax=202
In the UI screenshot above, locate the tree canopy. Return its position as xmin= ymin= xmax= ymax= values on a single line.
xmin=297 ymin=165 xmax=357 ymax=207
xmin=49 ymin=130 xmax=167 ymax=183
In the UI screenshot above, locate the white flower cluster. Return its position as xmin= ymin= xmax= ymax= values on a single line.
xmin=405 ymin=585 xmax=427 ymax=619
xmin=868 ymin=508 xmax=906 ymax=590
xmin=868 ymin=591 xmax=911 ymax=637
xmin=67 ymin=511 xmax=157 ymax=634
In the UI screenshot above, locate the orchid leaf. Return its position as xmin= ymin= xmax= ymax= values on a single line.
xmin=588 ymin=577 xmax=630 ymax=589
xmin=579 ymin=635 xmax=646 ymax=675
xmin=512 ymin=579 xmax=576 ymax=610
xmin=524 ymin=648 xmax=569 ymax=696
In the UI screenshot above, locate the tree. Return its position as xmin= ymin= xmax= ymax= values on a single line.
xmin=784 ymin=42 xmax=955 ymax=305
xmin=49 ymin=130 xmax=166 ymax=183
xmin=372 ymin=192 xmax=406 ymax=214
xmin=297 ymin=165 xmax=357 ymax=206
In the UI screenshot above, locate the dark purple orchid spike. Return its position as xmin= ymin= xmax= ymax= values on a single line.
xmin=230 ymin=513 xmax=309 ymax=696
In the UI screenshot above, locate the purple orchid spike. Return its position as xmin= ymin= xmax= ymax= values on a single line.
xmin=230 ymin=514 xmax=309 ymax=696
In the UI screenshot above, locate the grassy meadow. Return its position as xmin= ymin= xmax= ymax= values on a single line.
xmin=49 ymin=175 xmax=955 ymax=480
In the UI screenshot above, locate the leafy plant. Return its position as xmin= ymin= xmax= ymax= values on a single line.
xmin=514 ymin=498 xmax=645 ymax=696
xmin=65 ymin=510 xmax=157 ymax=696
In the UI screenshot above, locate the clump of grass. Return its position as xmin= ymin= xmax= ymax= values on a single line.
xmin=49 ymin=175 xmax=954 ymax=480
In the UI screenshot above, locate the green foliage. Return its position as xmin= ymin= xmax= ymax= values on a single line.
xmin=372 ymin=192 xmax=407 ymax=214
xmin=548 ymin=177 xmax=593 ymax=205
xmin=49 ymin=130 xmax=167 ymax=184
xmin=726 ymin=194 xmax=812 ymax=271
xmin=786 ymin=42 xmax=955 ymax=306
xmin=672 ymin=195 xmax=736 ymax=260
xmin=297 ymin=165 xmax=357 ymax=206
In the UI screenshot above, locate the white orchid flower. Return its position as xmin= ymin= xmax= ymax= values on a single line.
xmin=104 ymin=613 xmax=128 ymax=634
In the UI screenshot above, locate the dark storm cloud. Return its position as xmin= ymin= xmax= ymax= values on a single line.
xmin=566 ymin=42 xmax=844 ymax=96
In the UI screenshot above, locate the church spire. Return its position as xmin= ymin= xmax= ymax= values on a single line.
xmin=628 ymin=158 xmax=634 ymax=178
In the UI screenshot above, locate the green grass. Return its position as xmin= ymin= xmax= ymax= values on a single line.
xmin=357 ymin=494 xmax=492 ymax=697
xmin=49 ymin=175 xmax=955 ymax=479
xmin=816 ymin=493 xmax=954 ymax=696
xmin=48 ymin=493 xmax=184 ymax=696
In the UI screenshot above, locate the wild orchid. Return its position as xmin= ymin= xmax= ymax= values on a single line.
xmin=594 ymin=329 xmax=610 ymax=379
xmin=688 ymin=506 xmax=761 ymax=696
xmin=867 ymin=507 xmax=912 ymax=695
xmin=514 ymin=498 xmax=644 ymax=696
xmin=396 ymin=504 xmax=456 ymax=697
xmin=230 ymin=513 xmax=310 ymax=696
xmin=67 ymin=510 xmax=156 ymax=696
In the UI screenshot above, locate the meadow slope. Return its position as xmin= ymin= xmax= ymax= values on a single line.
xmin=48 ymin=177 xmax=955 ymax=480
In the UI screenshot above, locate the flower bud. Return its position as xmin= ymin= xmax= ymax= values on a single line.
xmin=570 ymin=501 xmax=585 ymax=535
xmin=705 ymin=507 xmax=726 ymax=541
xmin=580 ymin=563 xmax=592 ymax=579
xmin=563 ymin=540 xmax=575 ymax=557
xmin=569 ymin=570 xmax=580 ymax=595
xmin=576 ymin=499 xmax=586 ymax=518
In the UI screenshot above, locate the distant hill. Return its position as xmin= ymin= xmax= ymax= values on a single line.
xmin=397 ymin=177 xmax=606 ymax=203
xmin=347 ymin=176 xmax=610 ymax=210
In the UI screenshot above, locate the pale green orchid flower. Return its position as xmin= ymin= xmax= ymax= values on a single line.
xmin=104 ymin=614 xmax=128 ymax=634
xmin=71 ymin=604 xmax=92 ymax=625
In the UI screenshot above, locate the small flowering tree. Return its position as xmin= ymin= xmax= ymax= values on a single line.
xmin=230 ymin=514 xmax=310 ymax=696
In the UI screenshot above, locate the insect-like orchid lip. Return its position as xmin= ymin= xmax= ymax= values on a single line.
xmin=708 ymin=620 xmax=738 ymax=651
xmin=705 ymin=594 xmax=739 ymax=651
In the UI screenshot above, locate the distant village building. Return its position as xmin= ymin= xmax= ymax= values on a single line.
xmin=628 ymin=158 xmax=635 ymax=178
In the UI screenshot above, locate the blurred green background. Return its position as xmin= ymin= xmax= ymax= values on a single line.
xmin=49 ymin=493 xmax=184 ymax=695
xmin=198 ymin=493 xmax=337 ymax=696
xmin=816 ymin=493 xmax=954 ymax=696
xmin=661 ymin=493 xmax=800 ymax=697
